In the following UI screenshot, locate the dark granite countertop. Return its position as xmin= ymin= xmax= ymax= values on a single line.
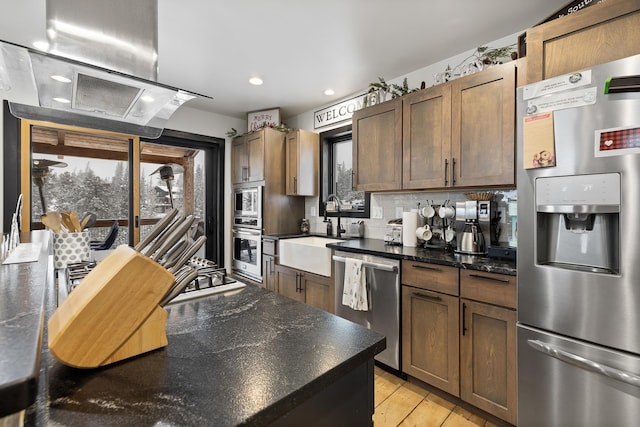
xmin=0 ymin=231 xmax=50 ymax=418
xmin=327 ymin=238 xmax=516 ymax=276
xmin=28 ymin=282 xmax=385 ymax=426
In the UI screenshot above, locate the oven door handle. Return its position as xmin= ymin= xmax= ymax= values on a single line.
xmin=233 ymin=228 xmax=262 ymax=237
xmin=527 ymin=339 xmax=640 ymax=388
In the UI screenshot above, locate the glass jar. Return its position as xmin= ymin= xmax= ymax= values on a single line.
xmin=300 ymin=218 xmax=310 ymax=234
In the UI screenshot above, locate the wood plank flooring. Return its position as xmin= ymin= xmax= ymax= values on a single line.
xmin=373 ymin=366 xmax=502 ymax=427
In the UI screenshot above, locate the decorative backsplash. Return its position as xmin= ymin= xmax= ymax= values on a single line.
xmin=305 ymin=189 xmax=517 ymax=244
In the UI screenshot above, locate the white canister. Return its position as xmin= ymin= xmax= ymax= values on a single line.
xmin=53 ymin=230 xmax=90 ymax=269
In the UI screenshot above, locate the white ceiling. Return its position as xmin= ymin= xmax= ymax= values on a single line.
xmin=0 ymin=0 xmax=570 ymax=121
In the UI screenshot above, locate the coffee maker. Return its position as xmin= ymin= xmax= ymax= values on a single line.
xmin=454 ymin=201 xmax=500 ymax=255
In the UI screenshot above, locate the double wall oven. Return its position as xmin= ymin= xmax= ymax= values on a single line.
xmin=232 ymin=186 xmax=262 ymax=281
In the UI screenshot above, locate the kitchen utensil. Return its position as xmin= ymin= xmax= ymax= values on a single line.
xmin=161 ymin=239 xmax=189 ymax=268
xmin=445 ymin=226 xmax=456 ymax=243
xmin=419 ymin=205 xmax=435 ymax=218
xmin=168 ymin=236 xmax=207 ymax=274
xmin=459 ymin=220 xmax=486 ymax=254
xmin=150 ymin=215 xmax=196 ymax=262
xmin=141 ymin=214 xmax=185 ymax=257
xmin=159 ymin=266 xmax=199 ymax=307
xmin=69 ymin=211 xmax=82 ymax=232
xmin=80 ymin=212 xmax=97 ymax=230
xmin=134 ymin=208 xmax=179 ymax=252
xmin=61 ymin=212 xmax=79 ymax=232
xmin=415 ymin=226 xmax=432 ymax=241
xmin=438 ymin=205 xmax=456 ymax=219
xmin=41 ymin=211 xmax=63 ymax=233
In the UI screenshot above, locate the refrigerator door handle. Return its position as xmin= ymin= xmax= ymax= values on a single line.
xmin=527 ymin=339 xmax=640 ymax=388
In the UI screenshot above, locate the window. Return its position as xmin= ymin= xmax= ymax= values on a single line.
xmin=319 ymin=124 xmax=370 ymax=218
xmin=2 ymin=107 xmax=225 ymax=266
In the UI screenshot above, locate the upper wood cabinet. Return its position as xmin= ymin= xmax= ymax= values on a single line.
xmin=402 ymin=84 xmax=452 ymax=189
xmin=352 ymin=98 xmax=403 ymax=191
xmin=451 ymin=61 xmax=516 ymax=188
xmin=285 ymin=130 xmax=319 ymax=196
xmin=231 ymin=131 xmax=265 ymax=184
xmin=353 ymin=62 xmax=516 ymax=192
xmin=524 ymin=0 xmax=640 ymax=85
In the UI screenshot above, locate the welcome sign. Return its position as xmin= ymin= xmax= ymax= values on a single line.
xmin=314 ymin=94 xmax=366 ymax=129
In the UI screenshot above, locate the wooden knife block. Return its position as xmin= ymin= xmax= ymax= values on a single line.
xmin=48 ymin=245 xmax=175 ymax=368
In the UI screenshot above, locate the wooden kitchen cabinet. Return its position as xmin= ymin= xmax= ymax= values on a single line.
xmin=402 ymin=84 xmax=452 ymax=189
xmin=460 ymin=270 xmax=517 ymax=424
xmin=402 ymin=285 xmax=460 ymax=397
xmin=401 ymin=260 xmax=460 ymax=396
xmin=275 ymin=264 xmax=333 ymax=312
xmin=450 ymin=61 xmax=516 ymax=187
xmin=352 ymin=98 xmax=403 ymax=191
xmin=262 ymin=237 xmax=277 ymax=291
xmin=231 ymin=131 xmax=265 ymax=184
xmin=460 ymin=299 xmax=517 ymax=425
xmin=285 ymin=130 xmax=319 ymax=196
xmin=353 ymin=62 xmax=515 ymax=192
xmin=524 ymin=0 xmax=640 ymax=85
xmin=275 ymin=264 xmax=305 ymax=303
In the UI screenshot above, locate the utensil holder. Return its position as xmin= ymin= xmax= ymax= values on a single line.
xmin=48 ymin=245 xmax=175 ymax=368
xmin=53 ymin=230 xmax=90 ymax=269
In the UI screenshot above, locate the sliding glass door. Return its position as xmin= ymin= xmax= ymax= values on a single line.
xmin=14 ymin=119 xmax=224 ymax=266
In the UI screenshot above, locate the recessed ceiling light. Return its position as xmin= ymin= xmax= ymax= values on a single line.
xmin=32 ymin=40 xmax=49 ymax=51
xmin=51 ymin=75 xmax=72 ymax=83
xmin=249 ymin=77 xmax=263 ymax=86
xmin=324 ymin=89 xmax=335 ymax=96
xmin=53 ymin=97 xmax=71 ymax=104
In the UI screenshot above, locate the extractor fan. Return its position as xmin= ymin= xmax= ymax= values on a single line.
xmin=150 ymin=163 xmax=184 ymax=209
xmin=32 ymin=158 xmax=67 ymax=212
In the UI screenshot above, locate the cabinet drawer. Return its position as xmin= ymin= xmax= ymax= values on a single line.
xmin=263 ymin=239 xmax=276 ymax=256
xmin=460 ymin=270 xmax=516 ymax=309
xmin=402 ymin=261 xmax=459 ymax=296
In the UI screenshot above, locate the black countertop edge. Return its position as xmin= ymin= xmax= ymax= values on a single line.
xmin=0 ymin=231 xmax=49 ymax=417
xmin=245 ymin=337 xmax=386 ymax=426
xmin=326 ymin=238 xmax=517 ymax=276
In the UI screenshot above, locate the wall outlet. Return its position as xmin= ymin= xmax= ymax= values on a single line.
xmin=310 ymin=207 xmax=316 ymax=217
xmin=372 ymin=206 xmax=383 ymax=219
xmin=395 ymin=207 xmax=404 ymax=218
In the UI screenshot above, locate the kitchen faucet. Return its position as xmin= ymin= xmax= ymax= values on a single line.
xmin=325 ymin=194 xmax=345 ymax=238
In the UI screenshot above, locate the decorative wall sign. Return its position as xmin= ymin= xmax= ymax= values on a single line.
xmin=247 ymin=108 xmax=280 ymax=132
xmin=314 ymin=94 xmax=366 ymax=129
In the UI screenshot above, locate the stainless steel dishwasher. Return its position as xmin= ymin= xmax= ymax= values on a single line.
xmin=333 ymin=250 xmax=400 ymax=371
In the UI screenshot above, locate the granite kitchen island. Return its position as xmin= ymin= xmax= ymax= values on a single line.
xmin=1 ymin=233 xmax=385 ymax=426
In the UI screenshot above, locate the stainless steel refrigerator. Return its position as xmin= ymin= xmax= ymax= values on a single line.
xmin=517 ymin=54 xmax=640 ymax=426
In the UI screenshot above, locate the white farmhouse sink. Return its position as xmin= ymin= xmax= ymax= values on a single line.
xmin=278 ymin=236 xmax=343 ymax=277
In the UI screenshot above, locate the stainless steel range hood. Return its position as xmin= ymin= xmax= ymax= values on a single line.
xmin=0 ymin=0 xmax=210 ymax=138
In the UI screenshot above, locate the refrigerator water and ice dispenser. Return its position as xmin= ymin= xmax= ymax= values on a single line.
xmin=535 ymin=173 xmax=620 ymax=274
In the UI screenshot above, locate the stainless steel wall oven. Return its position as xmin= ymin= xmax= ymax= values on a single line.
xmin=232 ymin=227 xmax=261 ymax=281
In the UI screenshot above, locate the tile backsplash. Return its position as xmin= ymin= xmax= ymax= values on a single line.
xmin=305 ymin=189 xmax=517 ymax=243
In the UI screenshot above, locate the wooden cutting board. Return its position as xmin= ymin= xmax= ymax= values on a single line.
xmin=48 ymin=245 xmax=175 ymax=368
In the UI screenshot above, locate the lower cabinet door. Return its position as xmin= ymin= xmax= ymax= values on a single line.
xmin=275 ymin=265 xmax=304 ymax=303
xmin=302 ymin=272 xmax=333 ymax=313
xmin=402 ymin=285 xmax=460 ymax=397
xmin=262 ymin=255 xmax=276 ymax=291
xmin=460 ymin=299 xmax=517 ymax=424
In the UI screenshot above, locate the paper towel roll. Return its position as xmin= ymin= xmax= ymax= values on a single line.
xmin=402 ymin=211 xmax=418 ymax=247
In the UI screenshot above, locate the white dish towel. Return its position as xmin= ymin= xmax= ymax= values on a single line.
xmin=342 ymin=258 xmax=369 ymax=311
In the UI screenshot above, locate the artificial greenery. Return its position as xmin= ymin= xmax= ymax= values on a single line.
xmin=368 ymin=77 xmax=418 ymax=99
xmin=476 ymin=44 xmax=517 ymax=64
xmin=226 ymin=122 xmax=290 ymax=138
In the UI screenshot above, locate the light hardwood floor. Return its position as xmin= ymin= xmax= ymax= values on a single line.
xmin=373 ymin=367 xmax=502 ymax=427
